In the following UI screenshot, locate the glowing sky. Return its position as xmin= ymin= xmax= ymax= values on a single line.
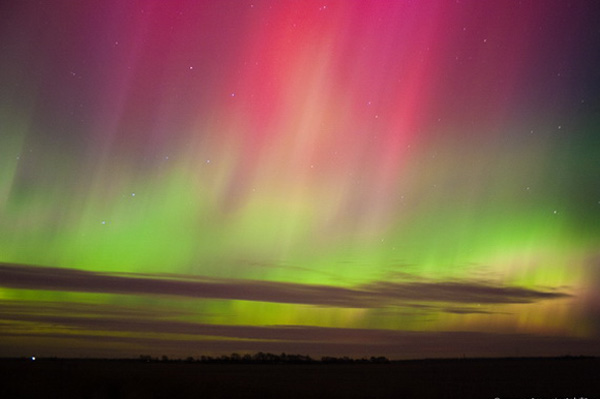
xmin=1 ymin=0 xmax=599 ymax=359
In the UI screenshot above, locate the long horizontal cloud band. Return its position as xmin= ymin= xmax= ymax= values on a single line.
xmin=0 ymin=314 xmax=588 ymax=346
xmin=0 ymin=263 xmax=569 ymax=307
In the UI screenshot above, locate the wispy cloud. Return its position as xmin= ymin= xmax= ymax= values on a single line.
xmin=0 ymin=263 xmax=570 ymax=308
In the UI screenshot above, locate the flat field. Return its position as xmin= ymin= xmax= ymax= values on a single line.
xmin=1 ymin=357 xmax=598 ymax=398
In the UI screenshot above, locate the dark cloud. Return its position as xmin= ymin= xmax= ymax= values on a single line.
xmin=441 ymin=307 xmax=502 ymax=315
xmin=0 ymin=263 xmax=366 ymax=307
xmin=361 ymin=280 xmax=570 ymax=304
xmin=0 ymin=263 xmax=570 ymax=308
xmin=0 ymin=299 xmax=191 ymax=319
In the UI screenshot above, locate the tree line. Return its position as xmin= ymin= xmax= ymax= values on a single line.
xmin=138 ymin=352 xmax=390 ymax=364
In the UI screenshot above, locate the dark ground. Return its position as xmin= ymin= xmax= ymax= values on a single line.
xmin=1 ymin=357 xmax=598 ymax=398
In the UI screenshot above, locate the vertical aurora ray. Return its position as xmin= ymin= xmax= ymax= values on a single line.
xmin=0 ymin=0 xmax=599 ymax=358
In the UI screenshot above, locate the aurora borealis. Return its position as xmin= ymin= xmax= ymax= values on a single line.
xmin=1 ymin=0 xmax=599 ymax=359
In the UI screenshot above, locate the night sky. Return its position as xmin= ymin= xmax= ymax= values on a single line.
xmin=1 ymin=0 xmax=599 ymax=359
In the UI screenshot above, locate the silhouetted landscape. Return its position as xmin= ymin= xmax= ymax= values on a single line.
xmin=2 ymin=355 xmax=598 ymax=398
